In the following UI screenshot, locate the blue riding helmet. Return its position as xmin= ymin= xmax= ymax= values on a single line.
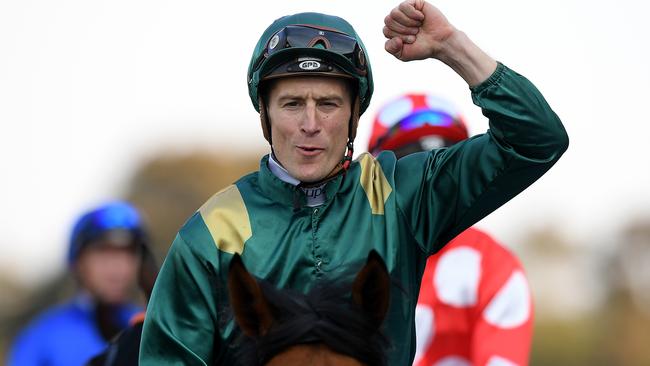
xmin=67 ymin=201 xmax=147 ymax=264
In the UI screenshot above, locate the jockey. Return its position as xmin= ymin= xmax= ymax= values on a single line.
xmin=369 ymin=94 xmax=534 ymax=366
xmin=140 ymin=1 xmax=568 ymax=365
xmin=7 ymin=201 xmax=153 ymax=366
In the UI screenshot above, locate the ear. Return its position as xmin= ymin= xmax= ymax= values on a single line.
xmin=352 ymin=250 xmax=390 ymax=328
xmin=228 ymin=254 xmax=274 ymax=338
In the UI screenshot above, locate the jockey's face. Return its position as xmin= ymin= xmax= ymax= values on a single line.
xmin=267 ymin=76 xmax=351 ymax=183
xmin=75 ymin=238 xmax=139 ymax=304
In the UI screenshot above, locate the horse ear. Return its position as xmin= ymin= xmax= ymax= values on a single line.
xmin=352 ymin=250 xmax=391 ymax=328
xmin=227 ymin=254 xmax=274 ymax=338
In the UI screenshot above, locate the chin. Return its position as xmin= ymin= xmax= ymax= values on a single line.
xmin=295 ymin=173 xmax=323 ymax=183
xmin=289 ymin=165 xmax=327 ymax=183
xmin=98 ymin=291 xmax=129 ymax=304
xmin=290 ymin=154 xmax=344 ymax=182
xmin=299 ymin=167 xmax=334 ymax=183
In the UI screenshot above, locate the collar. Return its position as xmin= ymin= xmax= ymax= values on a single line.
xmin=268 ymin=153 xmax=300 ymax=186
xmin=268 ymin=154 xmax=327 ymax=207
xmin=259 ymin=154 xmax=344 ymax=209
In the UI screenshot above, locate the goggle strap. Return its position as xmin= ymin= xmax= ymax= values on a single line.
xmin=292 ymin=24 xmax=349 ymax=34
xmin=307 ymin=36 xmax=332 ymax=49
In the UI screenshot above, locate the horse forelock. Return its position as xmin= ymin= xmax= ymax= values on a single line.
xmin=232 ymin=276 xmax=389 ymax=366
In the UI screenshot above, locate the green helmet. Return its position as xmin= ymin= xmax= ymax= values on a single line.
xmin=247 ymin=12 xmax=374 ymax=145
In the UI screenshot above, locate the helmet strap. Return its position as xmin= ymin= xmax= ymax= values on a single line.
xmin=341 ymin=140 xmax=354 ymax=170
xmin=342 ymin=93 xmax=360 ymax=171
xmin=348 ymin=93 xmax=361 ymax=141
xmin=258 ymin=95 xmax=272 ymax=145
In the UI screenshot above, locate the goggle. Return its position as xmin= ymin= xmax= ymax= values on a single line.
xmin=398 ymin=110 xmax=456 ymax=130
xmin=253 ymin=24 xmax=367 ymax=74
xmin=371 ymin=110 xmax=462 ymax=153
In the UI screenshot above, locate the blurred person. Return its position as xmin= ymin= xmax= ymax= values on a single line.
xmin=7 ymin=201 xmax=153 ymax=366
xmin=369 ymin=93 xmax=533 ymax=366
xmin=140 ymin=1 xmax=568 ymax=364
xmin=85 ymin=251 xmax=158 ymax=366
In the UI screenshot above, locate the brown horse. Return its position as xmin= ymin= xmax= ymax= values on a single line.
xmin=228 ymin=250 xmax=391 ymax=366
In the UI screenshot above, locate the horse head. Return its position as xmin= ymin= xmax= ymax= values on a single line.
xmin=227 ymin=250 xmax=390 ymax=366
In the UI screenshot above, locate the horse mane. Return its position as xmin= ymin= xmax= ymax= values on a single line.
xmin=231 ymin=274 xmax=389 ymax=366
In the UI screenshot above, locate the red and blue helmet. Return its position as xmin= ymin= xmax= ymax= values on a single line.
xmin=368 ymin=93 xmax=469 ymax=156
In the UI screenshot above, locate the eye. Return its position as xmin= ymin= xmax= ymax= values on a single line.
xmin=320 ymin=100 xmax=341 ymax=109
xmin=282 ymin=100 xmax=301 ymax=108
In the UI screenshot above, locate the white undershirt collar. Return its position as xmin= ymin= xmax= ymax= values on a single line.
xmin=268 ymin=153 xmax=326 ymax=207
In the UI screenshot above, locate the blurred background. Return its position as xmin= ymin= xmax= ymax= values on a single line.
xmin=1 ymin=0 xmax=649 ymax=364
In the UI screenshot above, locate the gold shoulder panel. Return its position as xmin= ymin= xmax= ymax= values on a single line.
xmin=198 ymin=185 xmax=252 ymax=254
xmin=357 ymin=153 xmax=393 ymax=215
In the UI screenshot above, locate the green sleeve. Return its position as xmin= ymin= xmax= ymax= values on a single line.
xmin=394 ymin=63 xmax=569 ymax=255
xmin=139 ymin=233 xmax=219 ymax=366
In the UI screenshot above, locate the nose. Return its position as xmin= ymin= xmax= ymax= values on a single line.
xmin=300 ymin=103 xmax=320 ymax=136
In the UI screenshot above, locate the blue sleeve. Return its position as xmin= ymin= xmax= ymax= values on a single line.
xmin=6 ymin=324 xmax=47 ymax=366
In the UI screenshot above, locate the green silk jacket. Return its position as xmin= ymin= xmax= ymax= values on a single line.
xmin=140 ymin=63 xmax=569 ymax=365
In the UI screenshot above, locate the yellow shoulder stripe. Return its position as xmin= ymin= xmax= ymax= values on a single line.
xmin=198 ymin=185 xmax=252 ymax=254
xmin=357 ymin=153 xmax=392 ymax=215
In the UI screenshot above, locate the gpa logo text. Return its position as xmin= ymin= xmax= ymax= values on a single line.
xmin=299 ymin=60 xmax=321 ymax=70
